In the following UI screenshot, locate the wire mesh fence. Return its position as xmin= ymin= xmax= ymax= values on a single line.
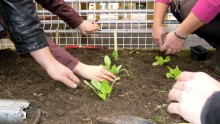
xmin=0 ymin=0 xmax=207 ymax=50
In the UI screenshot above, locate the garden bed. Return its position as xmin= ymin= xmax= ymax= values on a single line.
xmin=0 ymin=48 xmax=219 ymax=124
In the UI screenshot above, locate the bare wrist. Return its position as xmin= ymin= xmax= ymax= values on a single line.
xmin=78 ymin=20 xmax=85 ymax=29
xmin=153 ymin=22 xmax=163 ymax=27
xmin=173 ymin=30 xmax=187 ymax=40
xmin=30 ymin=47 xmax=56 ymax=70
xmin=72 ymin=61 xmax=83 ymax=74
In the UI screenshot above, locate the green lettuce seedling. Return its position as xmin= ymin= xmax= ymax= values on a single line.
xmin=104 ymin=55 xmax=111 ymax=71
xmin=84 ymin=77 xmax=120 ymax=101
xmin=112 ymin=50 xmax=118 ymax=61
xmin=104 ymin=55 xmax=129 ymax=76
xmin=85 ymin=52 xmax=129 ymax=101
xmin=152 ymin=56 xmax=170 ymax=66
xmin=166 ymin=65 xmax=182 ymax=79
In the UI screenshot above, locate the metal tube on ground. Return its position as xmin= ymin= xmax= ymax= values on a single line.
xmin=0 ymin=99 xmax=30 ymax=124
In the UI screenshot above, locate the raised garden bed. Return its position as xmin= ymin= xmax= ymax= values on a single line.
xmin=0 ymin=48 xmax=219 ymax=124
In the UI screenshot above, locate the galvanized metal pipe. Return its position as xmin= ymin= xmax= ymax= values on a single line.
xmin=0 ymin=99 xmax=30 ymax=124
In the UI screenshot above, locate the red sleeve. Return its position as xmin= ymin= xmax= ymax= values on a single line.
xmin=36 ymin=0 xmax=83 ymax=29
xmin=46 ymin=36 xmax=79 ymax=70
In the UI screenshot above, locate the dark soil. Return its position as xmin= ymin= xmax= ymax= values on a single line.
xmin=0 ymin=48 xmax=219 ymax=124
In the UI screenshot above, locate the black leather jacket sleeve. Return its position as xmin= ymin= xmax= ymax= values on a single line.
xmin=0 ymin=0 xmax=48 ymax=54
xmin=201 ymin=91 xmax=220 ymax=124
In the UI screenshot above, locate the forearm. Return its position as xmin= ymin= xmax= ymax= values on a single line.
xmin=30 ymin=47 xmax=57 ymax=70
xmin=153 ymin=2 xmax=169 ymax=27
xmin=46 ymin=37 xmax=79 ymax=70
xmin=175 ymin=12 xmax=205 ymax=38
xmin=192 ymin=0 xmax=220 ymax=23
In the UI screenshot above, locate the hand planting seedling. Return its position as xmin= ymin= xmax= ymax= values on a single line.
xmin=104 ymin=55 xmax=129 ymax=76
xmin=166 ymin=65 xmax=182 ymax=79
xmin=152 ymin=56 xmax=170 ymax=66
xmin=84 ymin=51 xmax=129 ymax=101
xmin=84 ymin=77 xmax=120 ymax=101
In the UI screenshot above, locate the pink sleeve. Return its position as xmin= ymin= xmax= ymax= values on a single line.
xmin=192 ymin=0 xmax=220 ymax=23
xmin=155 ymin=0 xmax=170 ymax=5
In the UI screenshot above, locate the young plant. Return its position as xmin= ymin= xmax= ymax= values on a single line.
xmin=104 ymin=55 xmax=129 ymax=76
xmin=84 ymin=77 xmax=120 ymax=101
xmin=166 ymin=65 xmax=182 ymax=79
xmin=152 ymin=56 xmax=170 ymax=66
xmin=85 ymin=52 xmax=129 ymax=101
xmin=112 ymin=50 xmax=118 ymax=61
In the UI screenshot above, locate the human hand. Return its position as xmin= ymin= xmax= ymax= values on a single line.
xmin=160 ymin=31 xmax=185 ymax=54
xmin=152 ymin=24 xmax=166 ymax=47
xmin=79 ymin=20 xmax=100 ymax=36
xmin=167 ymin=71 xmax=220 ymax=124
xmin=30 ymin=47 xmax=80 ymax=88
xmin=45 ymin=61 xmax=80 ymax=88
xmin=73 ymin=62 xmax=116 ymax=82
